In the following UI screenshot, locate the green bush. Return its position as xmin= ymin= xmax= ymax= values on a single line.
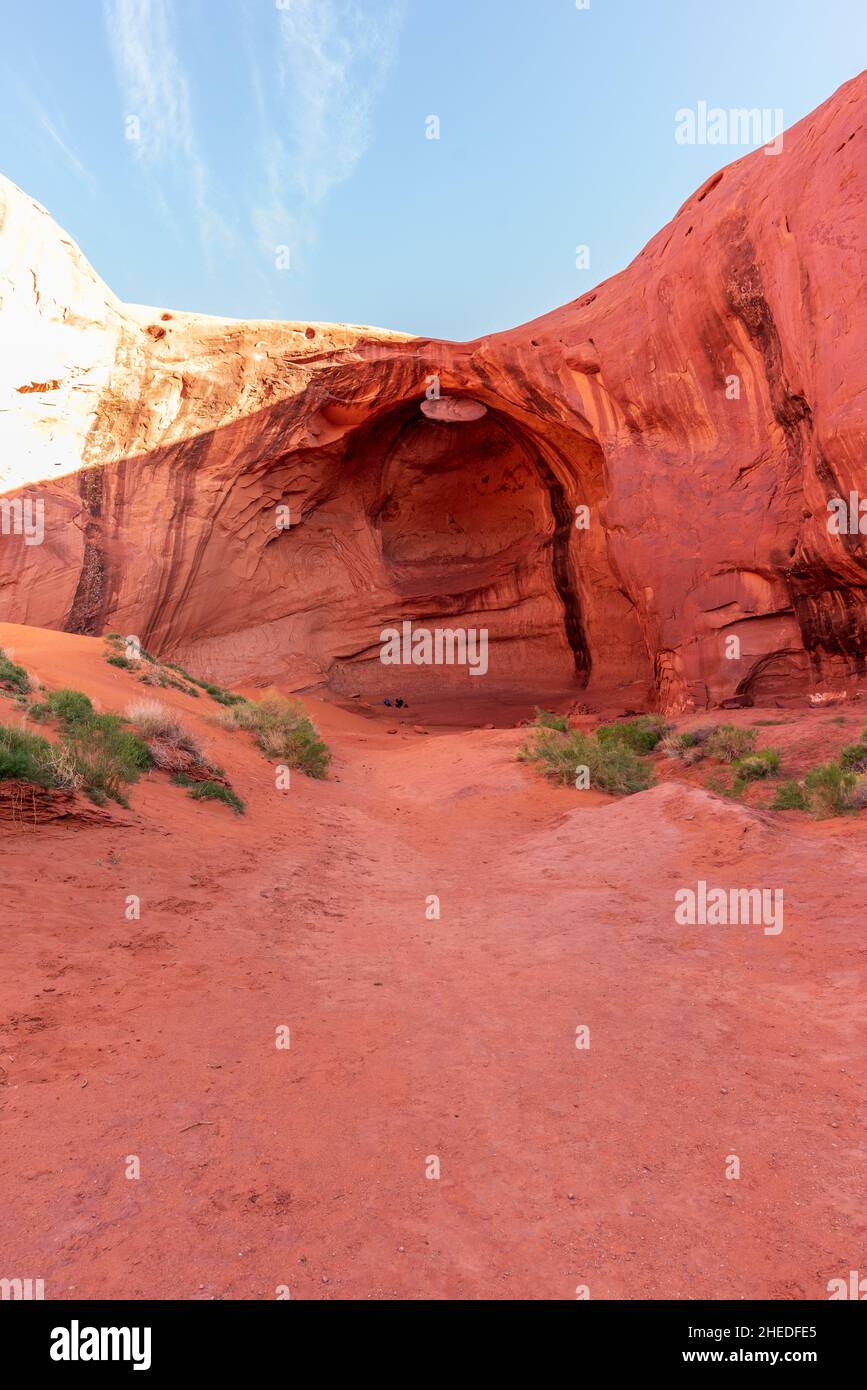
xmin=595 ymin=715 xmax=668 ymax=754
xmin=198 ymin=681 xmax=245 ymax=706
xmin=173 ymin=774 xmax=245 ymax=815
xmin=44 ymin=688 xmax=94 ymax=726
xmin=534 ymin=708 xmax=569 ymax=732
xmin=772 ymin=780 xmax=810 ymax=811
xmin=62 ymin=715 xmax=152 ymax=803
xmin=120 ymin=653 xmax=241 ymax=706
xmin=839 ymin=741 xmax=867 ymax=773
xmin=0 ymin=649 xmax=31 ymax=695
xmin=804 ymin=762 xmax=855 ymax=818
xmin=734 ymin=748 xmax=782 ymax=783
xmin=39 ymin=689 xmax=152 ymax=803
xmin=218 ymin=697 xmax=331 ymax=778
xmin=139 ymin=668 xmax=200 ymax=696
xmin=163 ymin=664 xmax=243 ymax=705
xmin=0 ymin=724 xmax=55 ymax=784
xmin=705 ymin=724 xmax=757 ymax=763
xmin=4 ymin=685 xmax=153 ymax=806
xmin=518 ymin=726 xmax=655 ymax=795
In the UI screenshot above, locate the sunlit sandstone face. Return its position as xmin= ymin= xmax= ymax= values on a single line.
xmin=420 ymin=396 xmax=488 ymax=422
xmin=0 ymin=73 xmax=865 ymax=710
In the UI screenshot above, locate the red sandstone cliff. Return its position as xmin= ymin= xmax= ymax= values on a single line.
xmin=1 ymin=74 xmax=865 ymax=710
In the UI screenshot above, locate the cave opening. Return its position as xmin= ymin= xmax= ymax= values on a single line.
xmin=328 ymin=397 xmax=601 ymax=710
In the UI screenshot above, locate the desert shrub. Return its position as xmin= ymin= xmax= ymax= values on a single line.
xmin=590 ymin=740 xmax=656 ymax=794
xmin=25 ymin=700 xmax=52 ymax=722
xmin=199 ymin=681 xmax=245 ymax=706
xmin=518 ymin=727 xmax=585 ymax=785
xmin=595 ymin=715 xmax=668 ymax=754
xmin=126 ymin=700 xmax=204 ymax=759
xmin=137 ymin=667 xmax=169 ymax=688
xmin=43 ymin=741 xmax=84 ymax=790
xmin=772 ymin=780 xmax=810 ymax=811
xmin=160 ymin=660 xmax=240 ymax=703
xmin=106 ymin=641 xmax=225 ymax=702
xmin=126 ymin=698 xmax=175 ymax=735
xmin=518 ymin=726 xmax=655 ymax=795
xmin=659 ymin=731 xmax=698 ymax=760
xmin=847 ymin=775 xmax=867 ymax=810
xmin=55 ymin=707 xmax=152 ymax=805
xmin=169 ymin=664 xmax=244 ymax=705
xmin=534 ymin=708 xmax=569 ymax=732
xmin=103 ymin=634 xmax=154 ymax=663
xmin=44 ymin=688 xmax=95 ymax=726
xmin=173 ymin=774 xmax=245 ymax=815
xmin=146 ymin=739 xmax=190 ymax=773
xmin=0 ymin=724 xmax=56 ymax=784
xmin=804 ymin=762 xmax=855 ymax=818
xmin=218 ymin=697 xmax=330 ymax=778
xmin=689 ymin=725 xmax=722 ymax=747
xmin=2 ymin=690 xmax=151 ymax=805
xmin=0 ymin=649 xmax=31 ymax=695
xmin=659 ymin=733 xmax=683 ymax=759
xmin=705 ymin=724 xmax=757 ymax=763
xmin=258 ymin=722 xmax=330 ymax=777
xmin=680 ymin=747 xmax=705 ymax=767
xmin=734 ymin=748 xmax=782 ymax=783
xmin=660 ymin=727 xmax=720 ymax=765
xmin=138 ymin=667 xmax=198 ymax=696
xmin=839 ymin=740 xmax=867 ymax=773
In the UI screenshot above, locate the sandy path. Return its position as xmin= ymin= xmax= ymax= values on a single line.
xmin=0 ymin=627 xmax=864 ymax=1300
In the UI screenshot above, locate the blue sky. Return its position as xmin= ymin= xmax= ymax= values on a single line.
xmin=1 ymin=0 xmax=864 ymax=340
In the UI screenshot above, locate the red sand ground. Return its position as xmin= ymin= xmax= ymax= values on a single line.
xmin=0 ymin=623 xmax=864 ymax=1300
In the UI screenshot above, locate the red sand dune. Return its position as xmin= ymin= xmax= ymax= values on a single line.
xmin=0 ymin=623 xmax=865 ymax=1299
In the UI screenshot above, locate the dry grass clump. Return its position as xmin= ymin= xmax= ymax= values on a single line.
xmin=126 ymin=700 xmax=205 ymax=763
xmin=43 ymin=741 xmax=85 ymax=790
xmin=705 ymin=724 xmax=757 ymax=763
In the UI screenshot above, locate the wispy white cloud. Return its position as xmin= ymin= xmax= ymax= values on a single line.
xmin=32 ymin=101 xmax=98 ymax=189
xmin=102 ymin=0 xmax=234 ymax=261
xmin=253 ymin=0 xmax=405 ymax=259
